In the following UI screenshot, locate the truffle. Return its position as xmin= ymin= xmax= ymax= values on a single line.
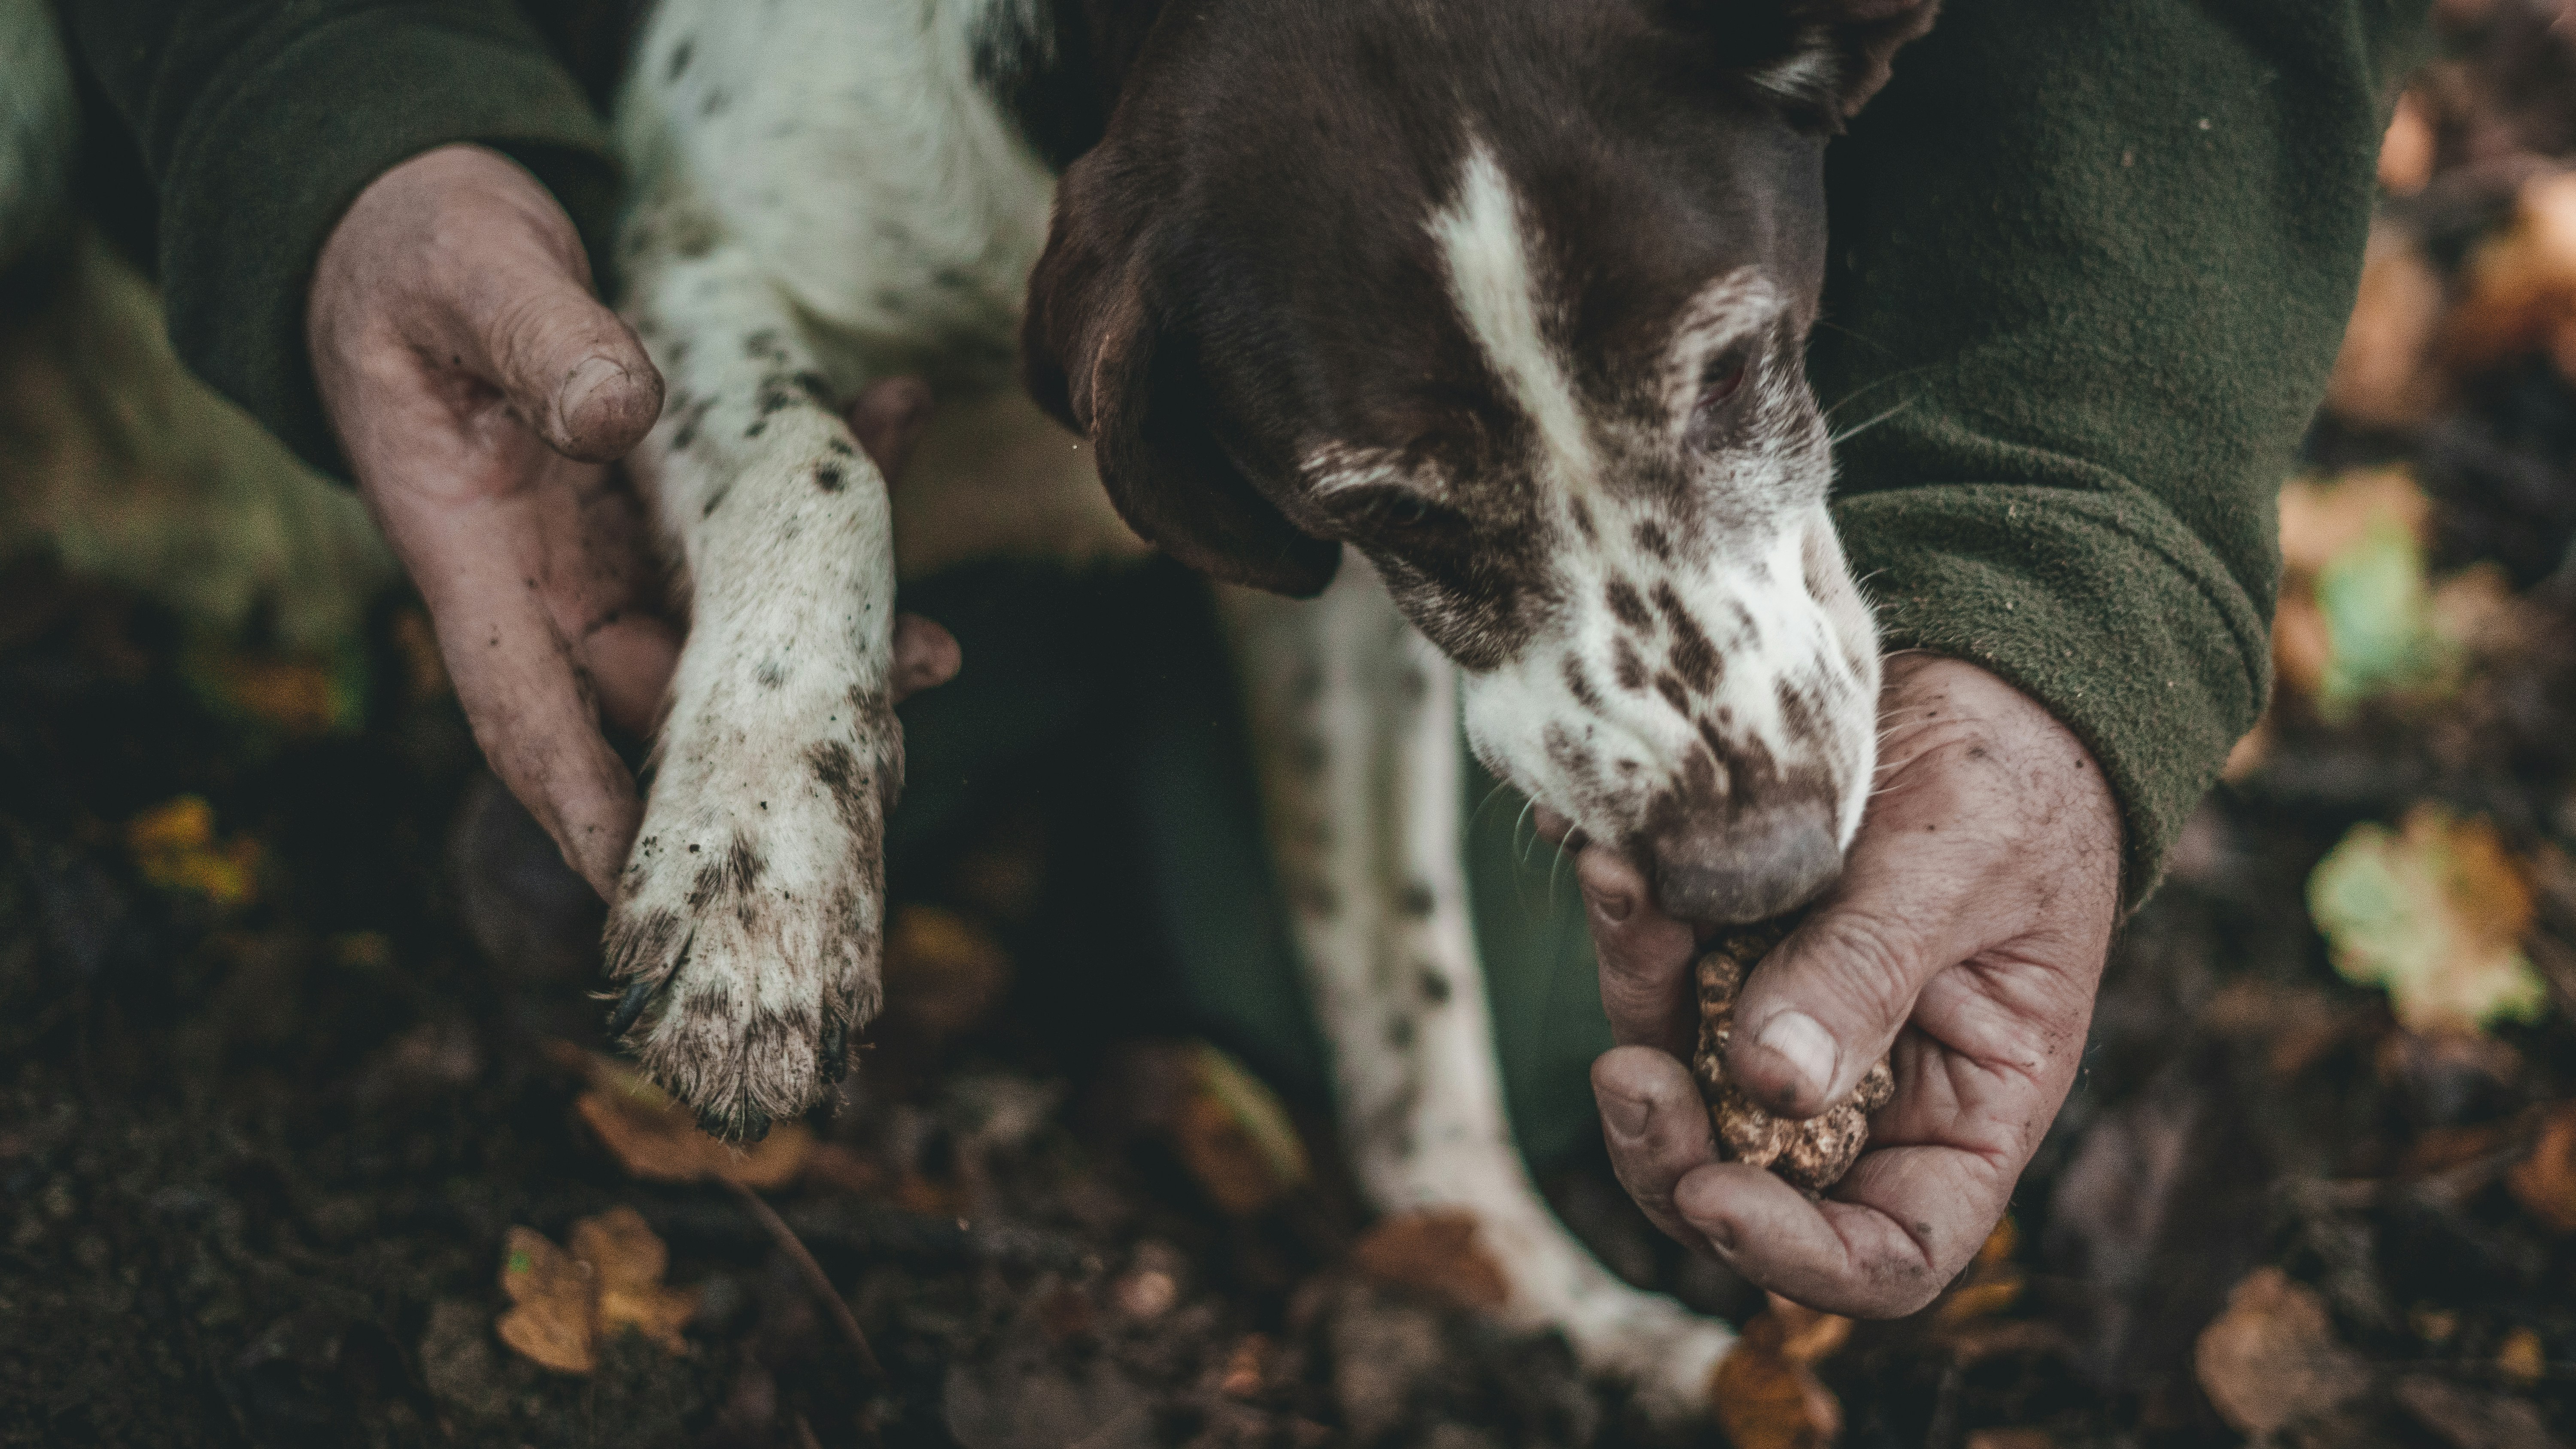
xmin=1692 ymin=920 xmax=1894 ymax=1194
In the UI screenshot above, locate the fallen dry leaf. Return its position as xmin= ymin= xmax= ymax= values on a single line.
xmin=2497 ymin=1325 xmax=2549 ymax=1388
xmin=2309 ymin=805 xmax=2547 ymax=1033
xmin=1936 ymin=1217 xmax=2026 ymax=1326
xmin=496 ymin=1225 xmax=596 ymax=1374
xmin=1711 ymin=1305 xmax=1844 ymax=1449
xmin=125 ymin=795 xmax=261 ymax=911
xmin=572 ymin=1207 xmax=697 ymax=1355
xmin=185 ymin=641 xmax=366 ymax=738
xmin=2443 ymin=168 xmax=2576 ymax=385
xmin=569 ymin=1049 xmax=814 ymax=1189
xmin=2507 ymin=1102 xmax=2576 ymax=1233
xmin=2192 ymin=1267 xmax=2371 ymax=1437
xmin=2379 ymin=89 xmax=2437 ymax=196
xmin=495 ymin=1209 xmax=699 ymax=1374
xmin=878 ymin=904 xmax=1013 ymax=1045
xmin=2279 ymin=467 xmax=2432 ymax=577
xmin=2395 ymin=1373 xmax=2567 ymax=1449
xmin=2274 ymin=468 xmax=2464 ymax=712
xmin=1765 ymin=1293 xmax=1854 ymax=1365
xmin=2326 ymin=222 xmax=2447 ymax=428
xmin=1217 ymin=1334 xmax=1271 ymax=1399
xmin=1169 ymin=1043 xmax=1311 ymax=1216
xmin=1350 ymin=1210 xmax=1510 ymax=1312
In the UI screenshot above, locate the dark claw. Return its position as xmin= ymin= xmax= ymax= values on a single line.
xmin=700 ymin=1106 xmax=770 ymax=1143
xmin=819 ymin=1019 xmax=848 ymax=1083
xmin=606 ymin=978 xmax=660 ymax=1040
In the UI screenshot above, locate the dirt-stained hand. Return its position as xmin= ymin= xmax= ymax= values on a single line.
xmin=309 ymin=145 xmax=957 ymax=899
xmin=1580 ymin=655 xmax=2121 ymax=1317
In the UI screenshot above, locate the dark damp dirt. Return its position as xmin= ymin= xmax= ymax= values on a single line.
xmin=10 ymin=9 xmax=2576 ymax=1449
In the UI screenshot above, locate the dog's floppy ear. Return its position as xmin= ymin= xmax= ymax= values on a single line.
xmin=1025 ymin=221 xmax=1341 ymax=599
xmin=1683 ymin=0 xmax=1939 ymax=127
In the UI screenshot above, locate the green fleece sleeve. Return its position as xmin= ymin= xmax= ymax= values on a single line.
xmin=66 ymin=0 xmax=622 ymax=480
xmin=1812 ymin=0 xmax=2430 ymax=903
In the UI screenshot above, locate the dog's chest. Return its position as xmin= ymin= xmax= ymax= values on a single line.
xmin=619 ymin=0 xmax=1074 ymax=390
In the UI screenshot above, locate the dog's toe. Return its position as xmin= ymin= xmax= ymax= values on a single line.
xmin=602 ymin=770 xmax=886 ymax=1138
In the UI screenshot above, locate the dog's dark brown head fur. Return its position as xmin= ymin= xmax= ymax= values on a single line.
xmin=1023 ymin=0 xmax=1935 ymax=923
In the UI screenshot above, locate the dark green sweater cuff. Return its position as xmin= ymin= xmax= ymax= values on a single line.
xmin=153 ymin=10 xmax=618 ymax=481
xmin=1836 ymin=483 xmax=2272 ymax=906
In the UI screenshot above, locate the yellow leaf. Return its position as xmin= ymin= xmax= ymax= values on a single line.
xmin=2497 ymin=1326 xmax=2548 ymax=1388
xmin=125 ymin=795 xmax=261 ymax=912
xmin=1171 ymin=1043 xmax=1311 ymax=1216
xmin=2309 ymin=806 xmax=2547 ymax=1034
xmin=186 ymin=642 xmax=368 ymax=738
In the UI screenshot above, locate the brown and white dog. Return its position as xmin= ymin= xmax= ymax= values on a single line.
xmin=605 ymin=0 xmax=1934 ymax=1409
xmin=0 ymin=0 xmax=1936 ymax=1412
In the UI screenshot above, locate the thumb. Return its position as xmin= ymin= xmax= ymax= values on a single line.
xmin=464 ymin=264 xmax=663 ymax=464
xmin=1725 ymin=900 xmax=1943 ymax=1120
xmin=410 ymin=148 xmax=664 ymax=462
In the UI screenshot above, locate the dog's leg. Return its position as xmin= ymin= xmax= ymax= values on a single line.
xmin=606 ymin=220 xmax=898 ymax=1140
xmin=1225 ymin=560 xmax=1734 ymax=1421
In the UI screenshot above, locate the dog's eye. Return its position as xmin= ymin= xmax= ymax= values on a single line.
xmin=1331 ymin=485 xmax=1461 ymax=537
xmin=1698 ymin=363 xmax=1748 ymax=412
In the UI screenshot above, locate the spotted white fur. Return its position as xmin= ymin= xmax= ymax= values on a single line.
xmin=604 ymin=0 xmax=1871 ymax=1411
xmin=1224 ymin=563 xmax=1734 ymax=1420
xmin=1420 ymin=155 xmax=1880 ymax=863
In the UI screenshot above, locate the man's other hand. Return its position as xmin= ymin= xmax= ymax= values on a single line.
xmin=309 ymin=145 xmax=956 ymax=898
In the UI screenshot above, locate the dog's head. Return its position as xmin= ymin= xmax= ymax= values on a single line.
xmin=1026 ymin=0 xmax=1935 ymax=924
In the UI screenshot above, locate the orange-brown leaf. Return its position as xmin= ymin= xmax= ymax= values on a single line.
xmin=573 ymin=1055 xmax=813 ymax=1188
xmin=571 ymin=1207 xmax=698 ymax=1354
xmin=495 ymin=1210 xmax=698 ymax=1373
xmin=496 ymin=1225 xmax=597 ymax=1374
xmin=2193 ymin=1268 xmax=2370 ymax=1437
xmin=1168 ymin=1044 xmax=1310 ymax=1217
xmin=2443 ymin=169 xmax=2576 ymax=383
xmin=2506 ymin=1102 xmax=2576 ymax=1234
xmin=1350 ymin=1210 xmax=1510 ymax=1312
xmin=1712 ymin=1313 xmax=1843 ymax=1449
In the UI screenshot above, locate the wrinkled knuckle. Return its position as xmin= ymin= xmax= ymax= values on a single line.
xmin=1800 ymin=909 xmax=1923 ymax=1035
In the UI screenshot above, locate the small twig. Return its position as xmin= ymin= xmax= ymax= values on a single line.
xmin=723 ymin=1178 xmax=884 ymax=1379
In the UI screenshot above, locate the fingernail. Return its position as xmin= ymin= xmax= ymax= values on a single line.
xmin=1754 ymin=1010 xmax=1838 ymax=1102
xmin=1701 ymin=1219 xmax=1738 ymax=1256
xmin=1587 ymin=889 xmax=1632 ymax=925
xmin=559 ymin=356 xmax=627 ymax=422
xmin=1600 ymin=1092 xmax=1649 ymax=1143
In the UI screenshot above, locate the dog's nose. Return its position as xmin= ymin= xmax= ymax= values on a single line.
xmin=1647 ymin=801 xmax=1841 ymax=925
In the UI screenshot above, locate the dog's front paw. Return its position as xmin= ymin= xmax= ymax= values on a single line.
xmin=603 ymin=704 xmax=900 ymax=1140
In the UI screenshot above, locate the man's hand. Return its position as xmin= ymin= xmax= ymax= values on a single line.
xmin=1581 ymin=655 xmax=2121 ymax=1317
xmin=310 ymin=145 xmax=955 ymax=899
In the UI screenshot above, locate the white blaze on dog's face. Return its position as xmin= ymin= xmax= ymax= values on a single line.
xmin=1021 ymin=0 xmax=1937 ymax=922
xmin=1310 ymin=142 xmax=1878 ymax=924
